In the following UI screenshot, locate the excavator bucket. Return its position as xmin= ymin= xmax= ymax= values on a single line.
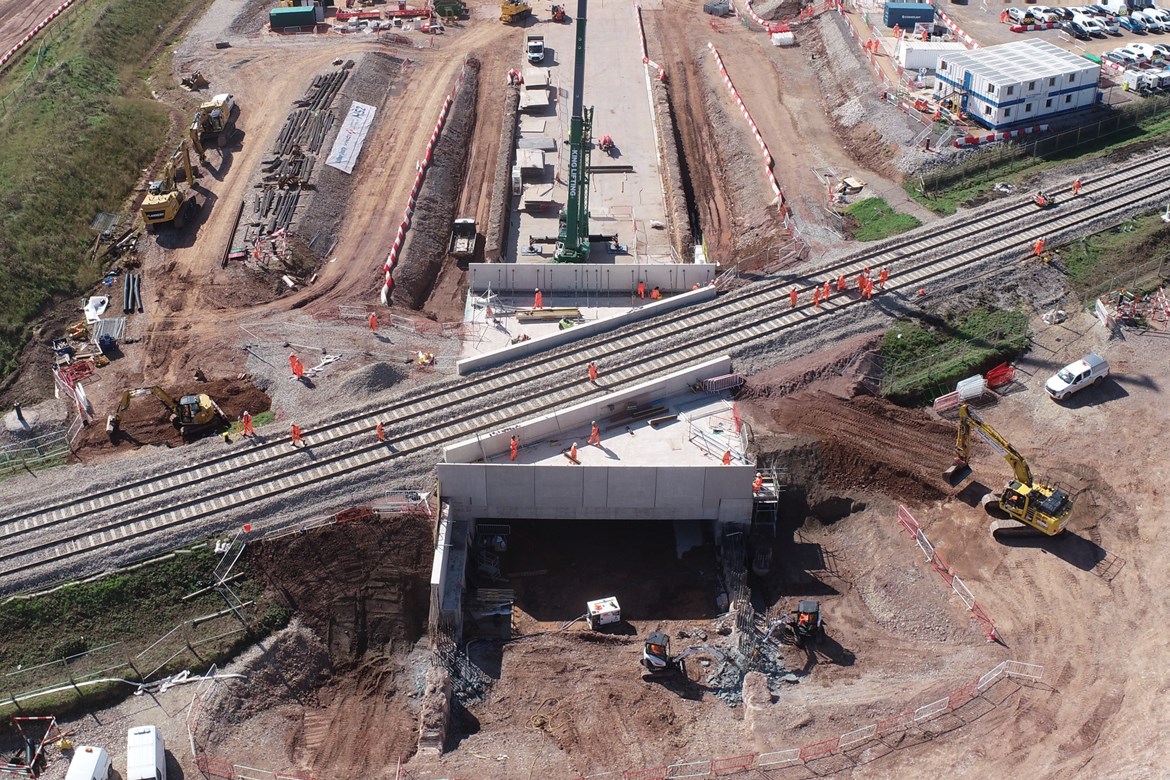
xmin=943 ymin=461 xmax=971 ymax=485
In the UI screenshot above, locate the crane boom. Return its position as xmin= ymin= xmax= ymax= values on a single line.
xmin=554 ymin=0 xmax=592 ymax=263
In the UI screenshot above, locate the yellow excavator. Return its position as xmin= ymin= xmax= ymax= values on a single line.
xmin=140 ymin=139 xmax=198 ymax=231
xmin=107 ymin=386 xmax=226 ymax=441
xmin=944 ymin=403 xmax=1074 ymax=538
xmin=500 ymin=0 xmax=532 ymax=23
xmin=193 ymin=93 xmax=236 ymax=148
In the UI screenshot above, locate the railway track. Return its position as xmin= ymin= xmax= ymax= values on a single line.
xmin=3 ymin=147 xmax=1170 ymax=590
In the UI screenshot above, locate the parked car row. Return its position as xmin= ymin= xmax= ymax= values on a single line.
xmin=1103 ymin=40 xmax=1170 ymax=64
xmin=1006 ymin=4 xmax=1170 ymax=38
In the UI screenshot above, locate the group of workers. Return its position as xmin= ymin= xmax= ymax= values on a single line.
xmin=634 ymin=281 xmax=663 ymax=300
xmin=790 ymin=266 xmax=889 ymax=310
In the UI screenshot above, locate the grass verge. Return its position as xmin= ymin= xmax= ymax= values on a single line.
xmin=881 ymin=308 xmax=1031 ymax=404
xmin=0 ymin=0 xmax=204 ymax=384
xmin=844 ymin=197 xmax=923 ymax=241
xmin=907 ymin=112 xmax=1170 ymax=216
xmin=0 ymin=545 xmax=281 ymax=720
xmin=1056 ymin=214 xmax=1170 ymax=297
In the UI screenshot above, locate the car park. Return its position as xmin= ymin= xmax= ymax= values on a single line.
xmin=1104 ymin=48 xmax=1139 ymax=64
xmin=1121 ymin=14 xmax=1149 ymax=32
xmin=1045 ymin=354 xmax=1110 ymax=400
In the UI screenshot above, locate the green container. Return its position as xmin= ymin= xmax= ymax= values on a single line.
xmin=270 ymin=6 xmax=318 ymax=28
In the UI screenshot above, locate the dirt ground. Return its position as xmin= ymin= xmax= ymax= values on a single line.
xmin=0 ymin=0 xmax=62 ymax=57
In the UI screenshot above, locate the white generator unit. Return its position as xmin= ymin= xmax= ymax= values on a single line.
xmin=587 ymin=596 xmax=621 ymax=630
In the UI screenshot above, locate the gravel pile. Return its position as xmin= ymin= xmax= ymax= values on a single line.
xmin=297 ymin=52 xmax=407 ymax=262
xmin=485 ymin=87 xmax=520 ymax=262
xmin=394 ymin=59 xmax=481 ymax=308
xmin=752 ymin=0 xmax=801 ymax=20
xmin=652 ymin=78 xmax=695 ymax=257
xmin=227 ymin=0 xmax=274 ymax=36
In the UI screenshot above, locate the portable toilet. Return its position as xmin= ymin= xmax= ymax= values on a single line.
xmin=126 ymin=726 xmax=166 ymax=780
xmin=64 ymin=747 xmax=111 ymax=780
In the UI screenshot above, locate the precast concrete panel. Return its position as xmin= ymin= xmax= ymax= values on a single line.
xmin=437 ymin=463 xmax=489 ymax=506
xmin=607 ymin=467 xmax=658 ymax=508
xmin=485 ymin=465 xmax=537 ymax=508
xmin=704 ymin=466 xmax=756 ymax=513
xmin=655 ymin=467 xmax=706 ymax=508
xmin=582 ymin=467 xmax=610 ymax=507
xmin=536 ymin=467 xmax=585 ymax=508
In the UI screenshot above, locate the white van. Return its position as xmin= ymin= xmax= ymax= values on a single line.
xmin=64 ymin=746 xmax=110 ymax=780
xmin=126 ymin=726 xmax=167 ymax=780
xmin=1134 ymin=9 xmax=1167 ymax=30
xmin=1045 ymin=354 xmax=1109 ymax=400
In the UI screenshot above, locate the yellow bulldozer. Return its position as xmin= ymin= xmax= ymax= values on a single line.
xmin=500 ymin=0 xmax=532 ymax=23
xmin=107 ymin=386 xmax=226 ymax=441
xmin=193 ymin=93 xmax=237 ymax=148
xmin=140 ymin=139 xmax=199 ymax=231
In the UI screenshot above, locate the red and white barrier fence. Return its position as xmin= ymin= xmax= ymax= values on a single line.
xmin=0 ymin=0 xmax=75 ymax=71
xmin=380 ymin=65 xmax=466 ymax=305
xmin=897 ymin=505 xmax=999 ymax=641
xmin=1009 ymin=21 xmax=1060 ymax=32
xmin=954 ymin=123 xmax=1049 ymax=147
xmin=707 ymin=43 xmax=784 ymax=209
xmin=633 ymin=2 xmax=666 ymax=81
xmin=933 ymin=6 xmax=980 ymax=48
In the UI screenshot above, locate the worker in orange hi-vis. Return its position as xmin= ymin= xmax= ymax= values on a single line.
xmin=534 ymin=288 xmax=543 ymax=309
xmin=856 ymin=271 xmax=868 ymax=292
xmin=588 ymin=421 xmax=601 ymax=446
xmin=753 ymin=472 xmax=764 ymax=492
xmin=376 ymin=421 xmax=385 ymax=442
xmin=722 ymin=450 xmax=733 ymax=466
xmin=812 ymin=287 xmax=822 ymax=308
xmin=790 ymin=287 xmax=799 ymax=309
xmin=509 ymin=435 xmax=519 ymax=462
xmin=569 ymin=442 xmax=579 ymax=461
xmin=588 ymin=361 xmax=599 ymax=383
xmin=863 ymin=279 xmax=874 ymax=300
xmin=692 ymin=283 xmax=700 ymax=291
xmin=650 ymin=286 xmax=662 ymax=300
xmin=368 ymin=312 xmax=378 ymax=333
xmin=290 ymin=423 xmax=304 ymax=447
xmin=836 ymin=274 xmax=846 ymax=292
xmin=1033 ymin=237 xmax=1045 ymax=257
xmin=822 ymin=280 xmax=831 ymax=301
xmin=879 ymin=267 xmax=890 ymax=289
xmin=637 ymin=280 xmax=646 ymax=299
xmin=240 ymin=410 xmax=254 ymax=438
xmin=291 ymin=356 xmax=305 ymax=379
xmin=1072 ymin=178 xmax=1083 ymax=197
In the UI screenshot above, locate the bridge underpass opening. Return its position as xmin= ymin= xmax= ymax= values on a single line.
xmin=463 ymin=518 xmax=724 ymax=641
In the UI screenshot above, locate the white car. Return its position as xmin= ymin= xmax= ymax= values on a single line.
xmin=1031 ymin=5 xmax=1061 ymax=21
xmin=1076 ymin=15 xmax=1108 ymax=34
xmin=1045 ymin=354 xmax=1109 ymax=400
xmin=1006 ymin=6 xmax=1037 ymax=22
xmin=1118 ymin=44 xmax=1151 ymax=62
xmin=1129 ymin=42 xmax=1165 ymax=60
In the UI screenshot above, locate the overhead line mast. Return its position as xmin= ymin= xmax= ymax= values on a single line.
xmin=554 ymin=0 xmax=593 ymax=263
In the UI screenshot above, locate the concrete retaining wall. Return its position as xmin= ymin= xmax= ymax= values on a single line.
xmin=456 ymin=286 xmax=716 ymax=375
xmin=437 ymin=462 xmax=754 ymax=522
xmin=446 ymin=356 xmax=733 ymax=461
xmin=468 ymin=262 xmax=715 ymax=294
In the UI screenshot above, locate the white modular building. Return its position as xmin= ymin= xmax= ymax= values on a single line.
xmin=896 ymin=40 xmax=968 ymax=72
xmin=935 ymin=38 xmax=1100 ymax=130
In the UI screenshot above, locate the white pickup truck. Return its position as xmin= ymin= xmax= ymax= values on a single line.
xmin=526 ymin=34 xmax=545 ymax=63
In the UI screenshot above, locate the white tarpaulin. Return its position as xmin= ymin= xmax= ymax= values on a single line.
xmin=325 ymin=101 xmax=377 ymax=175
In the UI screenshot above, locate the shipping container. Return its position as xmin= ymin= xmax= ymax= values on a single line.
xmin=270 ymin=4 xmax=321 ymax=28
xmin=896 ymin=40 xmax=967 ymax=71
xmin=883 ymin=2 xmax=935 ymax=29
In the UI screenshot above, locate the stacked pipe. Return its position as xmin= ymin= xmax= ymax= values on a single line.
xmin=707 ymin=43 xmax=784 ymax=209
xmin=122 ymin=273 xmax=143 ymax=314
xmin=632 ymin=2 xmax=666 ymax=81
xmin=0 ymin=0 xmax=74 ymax=71
xmin=380 ymin=65 xmax=466 ymax=305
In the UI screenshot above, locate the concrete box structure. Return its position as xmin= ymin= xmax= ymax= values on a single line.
xmin=896 ymin=40 xmax=968 ymax=72
xmin=935 ymin=39 xmax=1100 ymax=130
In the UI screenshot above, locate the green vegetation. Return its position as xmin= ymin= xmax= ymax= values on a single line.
xmin=226 ymin=410 xmax=277 ymax=436
xmin=844 ymin=197 xmax=922 ymax=241
xmin=0 ymin=546 xmax=275 ymax=718
xmin=881 ymin=308 xmax=1030 ymax=404
xmin=908 ymin=106 xmax=1170 ymax=216
xmin=1056 ymin=215 xmax=1170 ymax=296
xmin=0 ymin=0 xmax=203 ymax=382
